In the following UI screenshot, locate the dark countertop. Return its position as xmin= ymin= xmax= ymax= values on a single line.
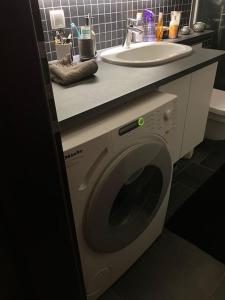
xmin=53 ymin=46 xmax=224 ymax=131
xmin=165 ymin=30 xmax=214 ymax=45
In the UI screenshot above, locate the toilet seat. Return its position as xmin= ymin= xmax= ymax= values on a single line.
xmin=209 ymin=89 xmax=225 ymax=116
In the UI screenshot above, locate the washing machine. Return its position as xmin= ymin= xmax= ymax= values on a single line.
xmin=62 ymin=91 xmax=177 ymax=299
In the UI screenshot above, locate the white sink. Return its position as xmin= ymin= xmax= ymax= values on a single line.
xmin=100 ymin=42 xmax=193 ymax=67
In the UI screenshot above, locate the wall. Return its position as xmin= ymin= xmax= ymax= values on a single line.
xmin=39 ymin=0 xmax=193 ymax=61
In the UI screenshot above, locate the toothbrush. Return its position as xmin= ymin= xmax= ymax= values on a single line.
xmin=55 ymin=31 xmax=61 ymax=44
xmin=55 ymin=30 xmax=63 ymax=44
xmin=66 ymin=33 xmax=72 ymax=43
xmin=71 ymin=22 xmax=81 ymax=38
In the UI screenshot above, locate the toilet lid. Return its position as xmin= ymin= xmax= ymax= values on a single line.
xmin=209 ymin=89 xmax=225 ymax=116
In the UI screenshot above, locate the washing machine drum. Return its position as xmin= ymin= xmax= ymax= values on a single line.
xmin=85 ymin=135 xmax=172 ymax=253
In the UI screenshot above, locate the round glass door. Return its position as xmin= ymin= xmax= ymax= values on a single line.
xmin=84 ymin=136 xmax=172 ymax=253
xmin=109 ymin=166 xmax=163 ymax=227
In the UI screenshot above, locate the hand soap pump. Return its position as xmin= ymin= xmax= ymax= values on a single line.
xmin=84 ymin=14 xmax=96 ymax=55
xmin=143 ymin=9 xmax=155 ymax=42
xmin=79 ymin=14 xmax=96 ymax=61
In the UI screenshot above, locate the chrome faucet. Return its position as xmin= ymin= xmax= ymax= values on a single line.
xmin=123 ymin=18 xmax=144 ymax=48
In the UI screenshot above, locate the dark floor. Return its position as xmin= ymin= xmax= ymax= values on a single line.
xmin=167 ymin=161 xmax=225 ymax=265
xmin=99 ymin=139 xmax=225 ymax=300
xmin=100 ymin=230 xmax=225 ymax=300
xmin=167 ymin=139 xmax=225 ymax=220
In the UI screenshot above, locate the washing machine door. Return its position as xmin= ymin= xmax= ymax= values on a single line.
xmin=85 ymin=135 xmax=172 ymax=253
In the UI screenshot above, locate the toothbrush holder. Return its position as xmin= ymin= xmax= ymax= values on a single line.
xmin=55 ymin=43 xmax=73 ymax=61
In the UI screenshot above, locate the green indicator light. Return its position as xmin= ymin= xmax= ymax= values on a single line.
xmin=138 ymin=117 xmax=145 ymax=126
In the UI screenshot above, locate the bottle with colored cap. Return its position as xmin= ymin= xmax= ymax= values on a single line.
xmin=156 ymin=12 xmax=163 ymax=41
xmin=143 ymin=9 xmax=155 ymax=42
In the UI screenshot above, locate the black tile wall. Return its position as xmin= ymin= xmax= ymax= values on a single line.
xmin=38 ymin=0 xmax=193 ymax=61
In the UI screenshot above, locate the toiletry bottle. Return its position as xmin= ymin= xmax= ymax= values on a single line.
xmin=133 ymin=12 xmax=143 ymax=43
xmin=156 ymin=12 xmax=163 ymax=41
xmin=169 ymin=11 xmax=181 ymax=39
xmin=84 ymin=14 xmax=96 ymax=55
xmin=143 ymin=9 xmax=155 ymax=42
xmin=80 ymin=20 xmax=91 ymax=39
xmin=79 ymin=14 xmax=96 ymax=61
xmin=169 ymin=18 xmax=178 ymax=39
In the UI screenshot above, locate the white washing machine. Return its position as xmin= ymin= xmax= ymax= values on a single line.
xmin=62 ymin=91 xmax=177 ymax=299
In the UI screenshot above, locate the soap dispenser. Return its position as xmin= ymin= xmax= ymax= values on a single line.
xmin=143 ymin=9 xmax=155 ymax=42
xmin=84 ymin=14 xmax=96 ymax=55
xmin=79 ymin=14 xmax=96 ymax=61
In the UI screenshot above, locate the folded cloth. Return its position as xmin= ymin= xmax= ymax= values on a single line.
xmin=49 ymin=55 xmax=98 ymax=86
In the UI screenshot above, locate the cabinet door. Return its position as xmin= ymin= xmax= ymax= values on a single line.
xmin=181 ymin=63 xmax=218 ymax=157
xmin=159 ymin=74 xmax=192 ymax=163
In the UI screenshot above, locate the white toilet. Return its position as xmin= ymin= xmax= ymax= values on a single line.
xmin=205 ymin=89 xmax=225 ymax=140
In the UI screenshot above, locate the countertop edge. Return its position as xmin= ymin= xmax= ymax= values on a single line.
xmin=58 ymin=53 xmax=223 ymax=132
xmin=175 ymin=30 xmax=214 ymax=45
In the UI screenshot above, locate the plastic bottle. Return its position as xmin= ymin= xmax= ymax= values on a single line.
xmin=143 ymin=9 xmax=155 ymax=42
xmin=169 ymin=20 xmax=178 ymax=39
xmin=169 ymin=11 xmax=181 ymax=39
xmin=133 ymin=12 xmax=144 ymax=43
xmin=82 ymin=14 xmax=96 ymax=55
xmin=79 ymin=14 xmax=96 ymax=61
xmin=80 ymin=19 xmax=91 ymax=39
xmin=156 ymin=12 xmax=163 ymax=41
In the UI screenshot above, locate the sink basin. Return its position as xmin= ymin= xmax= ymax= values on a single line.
xmin=100 ymin=42 xmax=193 ymax=67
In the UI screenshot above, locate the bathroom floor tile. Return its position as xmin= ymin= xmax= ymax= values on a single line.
xmin=191 ymin=141 xmax=215 ymax=164
xmin=172 ymin=139 xmax=218 ymax=181
xmin=111 ymin=230 xmax=225 ymax=300
xmin=173 ymin=158 xmax=191 ymax=180
xmin=167 ymin=162 xmax=225 ymax=264
xmin=201 ymin=146 xmax=225 ymax=171
xmin=175 ymin=163 xmax=214 ymax=190
xmin=166 ymin=181 xmax=195 ymax=219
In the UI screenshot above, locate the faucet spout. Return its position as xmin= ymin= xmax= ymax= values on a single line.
xmin=123 ymin=26 xmax=144 ymax=48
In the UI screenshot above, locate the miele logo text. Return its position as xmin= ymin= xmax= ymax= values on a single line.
xmin=65 ymin=150 xmax=83 ymax=159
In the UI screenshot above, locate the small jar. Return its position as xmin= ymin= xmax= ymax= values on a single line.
xmin=180 ymin=26 xmax=191 ymax=35
xmin=193 ymin=22 xmax=206 ymax=32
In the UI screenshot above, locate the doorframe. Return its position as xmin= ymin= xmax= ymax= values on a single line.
xmin=2 ymin=0 xmax=86 ymax=299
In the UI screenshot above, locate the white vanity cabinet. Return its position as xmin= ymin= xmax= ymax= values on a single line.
xmin=159 ymin=62 xmax=218 ymax=162
xmin=159 ymin=74 xmax=192 ymax=162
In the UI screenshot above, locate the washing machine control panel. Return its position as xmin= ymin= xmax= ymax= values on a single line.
xmin=119 ymin=117 xmax=145 ymax=136
xmin=136 ymin=99 xmax=177 ymax=137
xmin=117 ymin=99 xmax=177 ymax=139
xmin=163 ymin=109 xmax=173 ymax=121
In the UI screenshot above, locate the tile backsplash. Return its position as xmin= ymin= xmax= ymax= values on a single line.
xmin=38 ymin=0 xmax=193 ymax=61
